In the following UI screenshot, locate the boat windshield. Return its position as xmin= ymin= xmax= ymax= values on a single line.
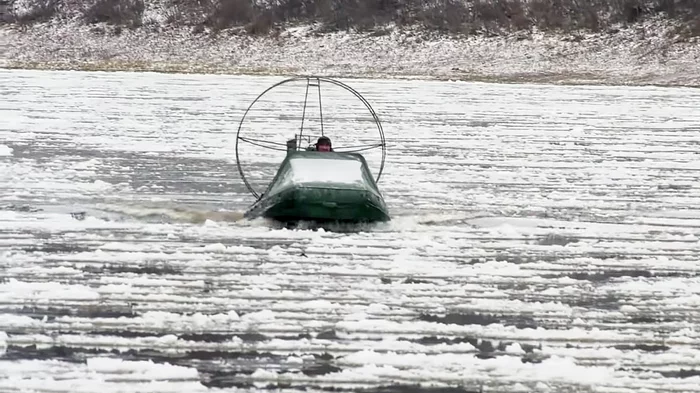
xmin=290 ymin=157 xmax=365 ymax=184
xmin=266 ymin=154 xmax=374 ymax=196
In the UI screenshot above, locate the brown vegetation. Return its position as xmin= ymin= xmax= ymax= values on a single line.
xmin=5 ymin=0 xmax=700 ymax=37
xmin=83 ymin=0 xmax=145 ymax=27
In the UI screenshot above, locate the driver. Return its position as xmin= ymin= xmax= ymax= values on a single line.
xmin=316 ymin=136 xmax=333 ymax=152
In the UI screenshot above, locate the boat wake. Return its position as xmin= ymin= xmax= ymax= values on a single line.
xmin=94 ymin=203 xmax=247 ymax=225
xmin=91 ymin=203 xmax=496 ymax=234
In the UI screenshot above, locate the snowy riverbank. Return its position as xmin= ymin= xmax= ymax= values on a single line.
xmin=2 ymin=18 xmax=700 ymax=86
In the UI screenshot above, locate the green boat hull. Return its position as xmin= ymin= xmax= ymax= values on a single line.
xmin=244 ymin=151 xmax=390 ymax=223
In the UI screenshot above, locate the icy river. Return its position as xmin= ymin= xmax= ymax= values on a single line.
xmin=1 ymin=69 xmax=700 ymax=392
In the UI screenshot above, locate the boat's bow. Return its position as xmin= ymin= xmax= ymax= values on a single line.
xmin=244 ymin=151 xmax=390 ymax=223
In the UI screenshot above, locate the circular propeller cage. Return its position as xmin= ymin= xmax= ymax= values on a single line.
xmin=235 ymin=76 xmax=387 ymax=200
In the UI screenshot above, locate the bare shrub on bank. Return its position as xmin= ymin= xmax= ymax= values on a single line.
xmin=7 ymin=0 xmax=59 ymax=24
xmin=83 ymin=0 xmax=145 ymax=27
xmin=5 ymin=0 xmax=700 ymax=37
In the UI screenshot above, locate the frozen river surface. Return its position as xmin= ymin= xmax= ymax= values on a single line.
xmin=1 ymin=69 xmax=700 ymax=392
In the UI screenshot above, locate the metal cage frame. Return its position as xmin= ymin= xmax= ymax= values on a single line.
xmin=235 ymin=76 xmax=387 ymax=200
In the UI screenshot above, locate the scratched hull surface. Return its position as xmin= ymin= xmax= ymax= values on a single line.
xmin=1 ymin=69 xmax=700 ymax=392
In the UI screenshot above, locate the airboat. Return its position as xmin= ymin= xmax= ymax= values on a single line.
xmin=235 ymin=76 xmax=390 ymax=224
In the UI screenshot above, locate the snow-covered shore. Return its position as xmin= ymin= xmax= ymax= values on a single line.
xmin=2 ymin=18 xmax=700 ymax=86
